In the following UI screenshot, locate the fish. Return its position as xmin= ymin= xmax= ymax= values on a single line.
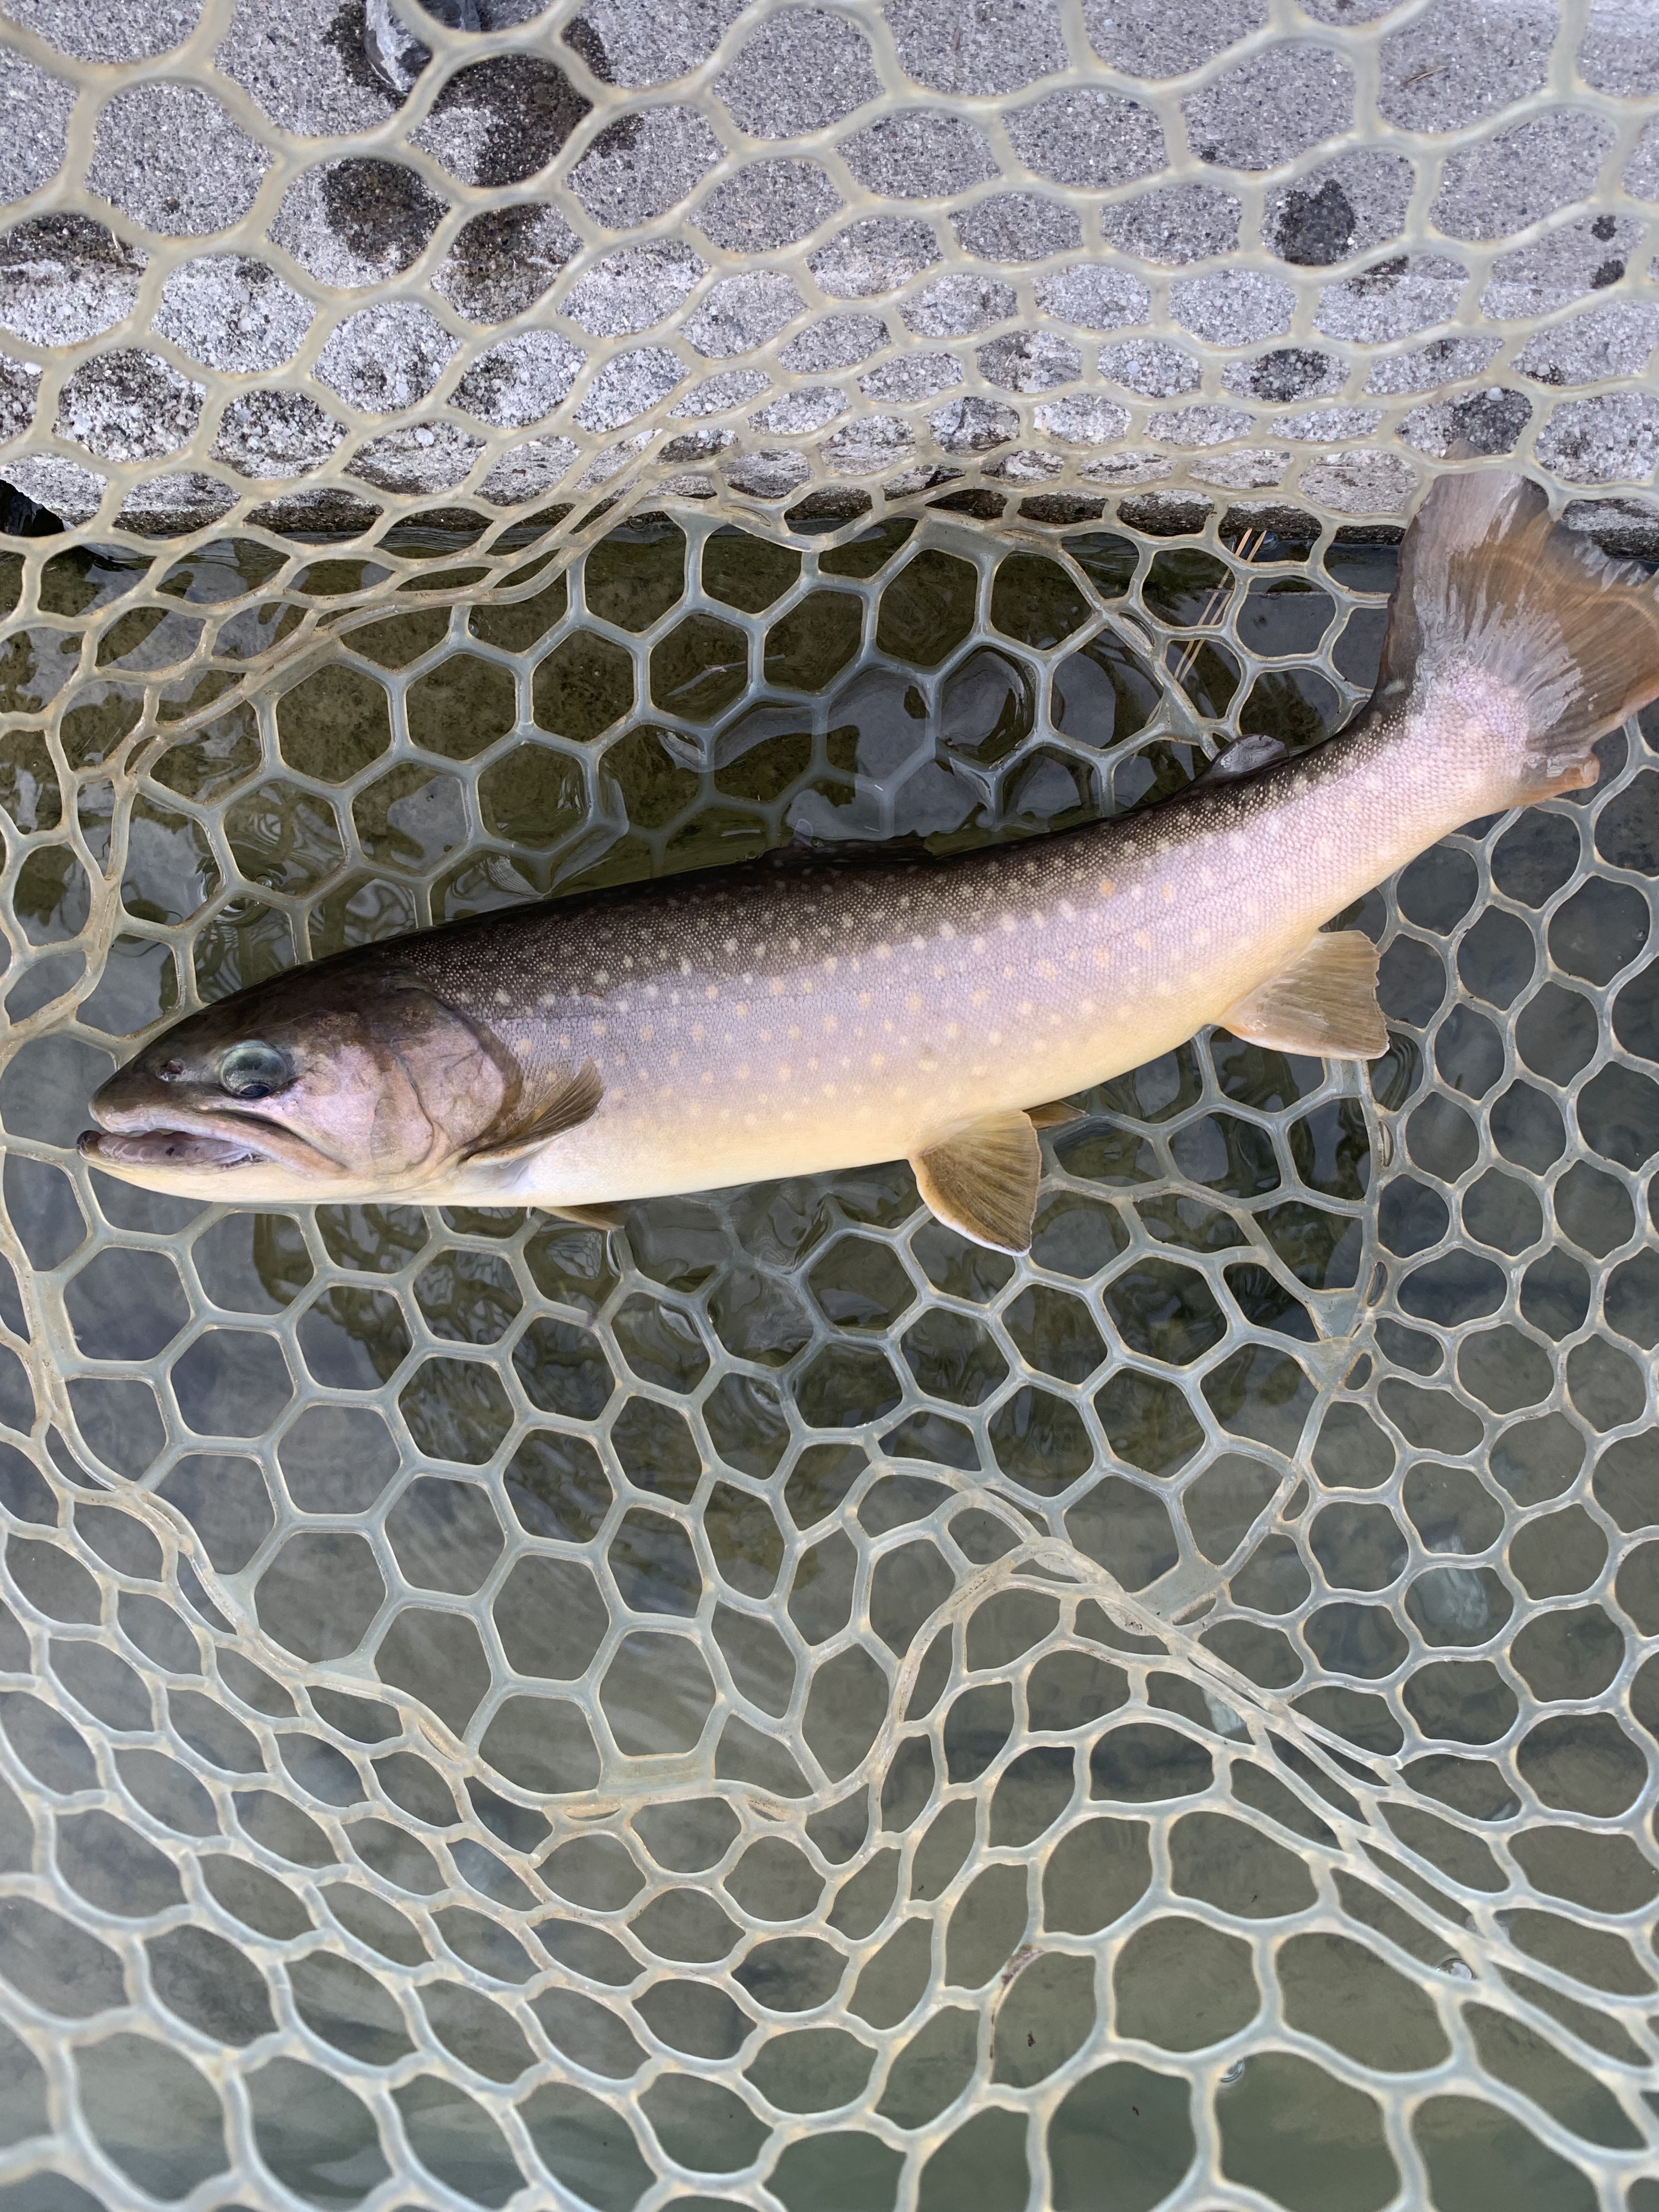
xmin=81 ymin=470 xmax=1659 ymax=1252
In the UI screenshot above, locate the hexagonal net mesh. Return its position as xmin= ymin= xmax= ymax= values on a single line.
xmin=1 ymin=1 xmax=1658 ymax=2207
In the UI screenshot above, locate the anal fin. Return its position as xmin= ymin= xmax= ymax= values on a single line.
xmin=1220 ymin=931 xmax=1387 ymax=1059
xmin=912 ymin=1111 xmax=1041 ymax=1254
xmin=1026 ymin=1098 xmax=1086 ymax=1129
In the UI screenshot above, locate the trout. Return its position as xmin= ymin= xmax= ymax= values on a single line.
xmin=81 ymin=472 xmax=1659 ymax=1252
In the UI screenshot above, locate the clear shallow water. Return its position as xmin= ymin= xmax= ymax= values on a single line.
xmin=1 ymin=494 xmax=1656 ymax=2208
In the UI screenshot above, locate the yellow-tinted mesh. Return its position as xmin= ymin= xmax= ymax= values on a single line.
xmin=1 ymin=2 xmax=1657 ymax=2207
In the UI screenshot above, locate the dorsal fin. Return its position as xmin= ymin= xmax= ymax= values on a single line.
xmin=912 ymin=1111 xmax=1041 ymax=1253
xmin=1220 ymin=932 xmax=1387 ymax=1059
xmin=466 ymin=1058 xmax=604 ymax=1165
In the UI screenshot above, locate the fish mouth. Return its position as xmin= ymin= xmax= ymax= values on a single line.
xmin=78 ymin=1127 xmax=275 ymax=1172
xmin=78 ymin=1102 xmax=343 ymax=1182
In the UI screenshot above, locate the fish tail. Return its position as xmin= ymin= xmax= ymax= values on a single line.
xmin=1374 ymin=469 xmax=1659 ymax=803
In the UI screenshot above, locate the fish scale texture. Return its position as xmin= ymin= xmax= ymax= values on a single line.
xmin=0 ymin=2 xmax=1657 ymax=2208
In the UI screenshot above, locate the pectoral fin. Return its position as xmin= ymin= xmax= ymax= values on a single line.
xmin=466 ymin=1058 xmax=603 ymax=1164
xmin=912 ymin=1111 xmax=1041 ymax=1253
xmin=1220 ymin=932 xmax=1387 ymax=1059
xmin=545 ymin=1201 xmax=623 ymax=1231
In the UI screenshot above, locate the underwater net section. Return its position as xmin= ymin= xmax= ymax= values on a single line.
xmin=0 ymin=2 xmax=1656 ymax=2208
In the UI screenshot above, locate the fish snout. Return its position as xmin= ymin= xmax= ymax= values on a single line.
xmin=77 ymin=1069 xmax=335 ymax=1184
xmin=84 ymin=1058 xmax=177 ymax=1133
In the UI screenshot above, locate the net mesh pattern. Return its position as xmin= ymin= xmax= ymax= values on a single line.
xmin=0 ymin=2 xmax=1657 ymax=2207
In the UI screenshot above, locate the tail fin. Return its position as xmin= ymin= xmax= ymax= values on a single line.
xmin=1374 ymin=470 xmax=1659 ymax=800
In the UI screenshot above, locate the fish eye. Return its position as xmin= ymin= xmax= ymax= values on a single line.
xmin=218 ymin=1041 xmax=292 ymax=1101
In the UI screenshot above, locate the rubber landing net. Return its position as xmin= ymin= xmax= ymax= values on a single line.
xmin=0 ymin=2 xmax=1656 ymax=2207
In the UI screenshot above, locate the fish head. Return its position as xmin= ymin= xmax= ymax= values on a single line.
xmin=79 ymin=960 xmax=517 ymax=1201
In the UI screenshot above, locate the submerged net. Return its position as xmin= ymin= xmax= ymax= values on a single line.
xmin=0 ymin=1 xmax=1656 ymax=2206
